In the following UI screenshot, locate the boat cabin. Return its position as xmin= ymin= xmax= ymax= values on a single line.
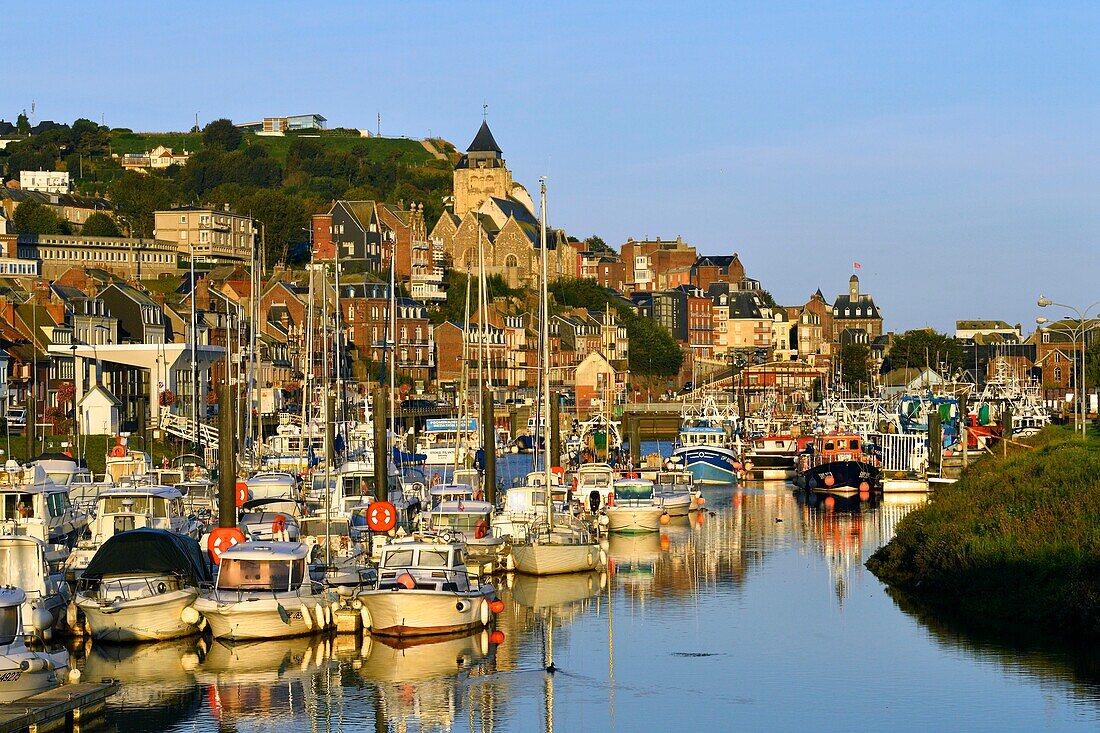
xmin=0 ymin=464 xmax=86 ymax=544
xmin=246 ymin=472 xmax=299 ymax=502
xmin=611 ymin=478 xmax=655 ymax=504
xmin=376 ymin=541 xmax=471 ymax=592
xmin=428 ymin=483 xmax=477 ymax=510
xmin=89 ymin=486 xmax=192 ymax=542
xmin=428 ymin=499 xmax=494 ymax=537
xmin=800 ymin=434 xmax=870 ymax=469
xmin=215 ymin=542 xmax=310 ymax=594
xmin=655 ymin=470 xmax=694 ymax=492
xmin=679 ymin=425 xmax=728 ymax=447
xmin=105 ymin=449 xmax=153 ymax=484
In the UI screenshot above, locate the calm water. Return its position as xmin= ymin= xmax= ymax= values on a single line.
xmin=75 ymin=449 xmax=1100 ymax=732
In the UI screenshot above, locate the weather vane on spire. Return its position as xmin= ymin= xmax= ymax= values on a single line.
xmin=482 ymin=103 xmax=488 ymax=121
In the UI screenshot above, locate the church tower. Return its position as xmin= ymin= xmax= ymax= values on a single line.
xmin=453 ymin=121 xmax=514 ymax=217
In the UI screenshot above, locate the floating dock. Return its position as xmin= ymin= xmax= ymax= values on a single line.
xmin=0 ymin=681 xmax=119 ymax=733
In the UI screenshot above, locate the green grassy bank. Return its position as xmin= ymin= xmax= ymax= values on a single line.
xmin=0 ymin=432 xmax=178 ymax=477
xmin=867 ymin=426 xmax=1100 ymax=636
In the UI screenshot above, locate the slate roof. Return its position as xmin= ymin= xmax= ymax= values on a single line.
xmin=467 ymin=121 xmax=502 ymax=154
xmin=726 ymin=291 xmax=764 ymax=319
xmin=833 ymin=293 xmax=881 ymax=319
xmin=956 ymin=320 xmax=1014 ymax=330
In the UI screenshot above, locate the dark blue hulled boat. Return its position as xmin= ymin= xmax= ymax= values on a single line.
xmin=792 ymin=433 xmax=880 ymax=495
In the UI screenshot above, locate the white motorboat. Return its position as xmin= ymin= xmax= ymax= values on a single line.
xmin=416 ymin=418 xmax=477 ymax=467
xmin=574 ymin=463 xmax=615 ymax=511
xmin=653 ymin=469 xmax=700 ymax=517
xmin=0 ymin=536 xmax=70 ymax=638
xmin=67 ymin=485 xmax=205 ymax=576
xmin=194 ymin=541 xmax=335 ymax=640
xmin=0 ymin=587 xmax=71 ymax=702
xmin=237 ymin=498 xmax=302 ymax=542
xmin=0 ymin=462 xmax=88 ymax=546
xmin=357 ymin=538 xmax=497 ymax=637
xmin=74 ymin=528 xmax=211 ymax=642
xmin=245 ymin=472 xmax=300 ymax=502
xmin=491 ymin=484 xmax=550 ymax=542
xmin=605 ymin=478 xmax=665 ymax=533
xmin=423 ymin=484 xmax=507 ymax=571
xmin=104 ymin=443 xmax=154 ymax=484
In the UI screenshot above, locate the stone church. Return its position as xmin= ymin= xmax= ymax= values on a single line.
xmin=430 ymin=121 xmax=580 ymax=288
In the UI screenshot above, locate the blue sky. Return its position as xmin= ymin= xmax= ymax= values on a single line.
xmin=6 ymin=2 xmax=1100 ymax=331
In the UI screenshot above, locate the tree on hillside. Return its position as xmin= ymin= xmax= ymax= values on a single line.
xmin=626 ymin=315 xmax=683 ymax=376
xmin=108 ymin=171 xmax=178 ymax=238
xmin=202 ymin=118 xmax=243 ymax=151
xmin=886 ymin=329 xmax=964 ymax=372
xmin=80 ymin=212 xmax=121 ymax=237
xmin=16 ymin=113 xmax=29 ymax=135
xmin=584 ymin=235 xmax=611 ymax=253
xmin=840 ymin=343 xmax=872 ymax=391
xmin=237 ymin=189 xmax=308 ymax=265
xmin=13 ymin=200 xmax=68 ymax=235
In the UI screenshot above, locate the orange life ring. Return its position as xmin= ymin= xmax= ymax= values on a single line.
xmin=235 ymin=482 xmax=250 ymax=507
xmin=367 ymin=501 xmax=397 ymax=532
xmin=271 ymin=514 xmax=287 ymax=535
xmin=474 ymin=519 xmax=490 ymax=539
xmin=208 ymin=526 xmax=246 ymax=565
xmin=110 ymin=445 xmax=126 ymax=458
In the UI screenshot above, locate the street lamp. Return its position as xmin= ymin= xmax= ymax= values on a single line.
xmin=1037 ymin=295 xmax=1100 ymax=439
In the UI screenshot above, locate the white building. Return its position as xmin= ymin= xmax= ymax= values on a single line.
xmin=19 ymin=170 xmax=70 ymax=194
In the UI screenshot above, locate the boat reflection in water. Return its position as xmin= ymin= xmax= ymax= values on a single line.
xmin=357 ymin=629 xmax=492 ymax=731
xmin=195 ymin=636 xmax=333 ymax=727
xmin=78 ymin=637 xmax=204 ymax=733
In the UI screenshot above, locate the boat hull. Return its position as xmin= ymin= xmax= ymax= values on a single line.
xmin=658 ymin=493 xmax=693 ymax=517
xmin=511 ymin=542 xmax=602 ymax=576
xmin=671 ymin=447 xmax=739 ymax=485
xmin=77 ymin=589 xmax=199 ymax=642
xmin=194 ymin=594 xmax=330 ymax=641
xmin=358 ymin=588 xmax=493 ymax=637
xmin=795 ymin=461 xmax=880 ymax=494
xmin=0 ymin=652 xmax=68 ymax=703
xmin=605 ymin=505 xmax=665 ymax=533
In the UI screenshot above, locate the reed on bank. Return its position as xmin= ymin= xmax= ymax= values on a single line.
xmin=867 ymin=426 xmax=1100 ymax=635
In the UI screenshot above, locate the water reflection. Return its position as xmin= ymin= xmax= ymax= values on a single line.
xmin=70 ymin=483 xmax=1100 ymax=732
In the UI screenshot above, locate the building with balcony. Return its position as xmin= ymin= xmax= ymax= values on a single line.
xmin=154 ymin=206 xmax=255 ymax=263
xmin=17 ymin=234 xmax=179 ymax=279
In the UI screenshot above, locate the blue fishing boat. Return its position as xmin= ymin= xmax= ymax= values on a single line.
xmin=669 ymin=397 xmax=740 ymax=485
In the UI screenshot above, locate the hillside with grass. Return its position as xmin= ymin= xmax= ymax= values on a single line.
xmin=867 ymin=426 xmax=1100 ymax=636
xmin=0 ymin=117 xmax=458 ymax=266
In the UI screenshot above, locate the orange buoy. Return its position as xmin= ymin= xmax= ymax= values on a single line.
xmin=235 ymin=482 xmax=250 ymax=507
xmin=607 ymin=492 xmax=615 ymax=507
xmin=489 ymin=630 xmax=505 ymax=645
xmin=695 ymin=495 xmax=706 ymax=506
xmin=824 ymin=496 xmax=836 ymax=510
xmin=659 ymin=513 xmax=671 ymax=525
xmin=660 ymin=535 xmax=671 ymax=550
xmin=489 ymin=599 xmax=505 ymax=614
xmin=396 ymin=573 xmax=416 ymax=590
xmin=859 ymin=481 xmax=870 ymax=493
xmin=208 ymin=526 xmax=246 ymax=565
xmin=824 ymin=474 xmax=835 ymax=487
xmin=367 ymin=501 xmax=397 ymax=532
xmin=859 ymin=489 xmax=871 ymax=501
xmin=695 ymin=511 xmax=705 ymax=525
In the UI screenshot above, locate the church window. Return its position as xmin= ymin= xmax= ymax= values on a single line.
xmin=505 ymin=255 xmax=518 ymax=268
xmin=1055 ymin=367 xmax=1062 ymax=381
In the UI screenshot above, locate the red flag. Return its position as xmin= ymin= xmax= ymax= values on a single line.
xmin=853 ymin=262 xmax=861 ymax=269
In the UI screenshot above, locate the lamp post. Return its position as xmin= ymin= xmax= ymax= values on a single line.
xmin=1038 ymin=295 xmax=1100 ymax=439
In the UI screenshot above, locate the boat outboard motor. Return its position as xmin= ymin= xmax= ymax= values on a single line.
xmin=589 ymin=490 xmax=601 ymax=513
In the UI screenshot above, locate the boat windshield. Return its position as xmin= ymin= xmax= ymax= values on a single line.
xmin=431 ymin=513 xmax=487 ymax=533
xmin=0 ymin=606 xmax=17 ymax=645
xmin=0 ymin=494 xmax=35 ymax=520
xmin=217 ymin=558 xmax=305 ymax=592
xmin=99 ymin=496 xmax=171 ymax=518
xmin=0 ymin=544 xmax=41 ymax=587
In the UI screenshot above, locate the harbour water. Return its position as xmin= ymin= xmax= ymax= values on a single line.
xmin=77 ymin=449 xmax=1100 ymax=732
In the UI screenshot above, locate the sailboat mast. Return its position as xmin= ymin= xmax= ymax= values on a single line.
xmin=334 ymin=240 xmax=343 ymax=460
xmin=389 ymin=233 xmax=397 ymax=442
xmin=300 ymin=265 xmax=315 ymax=471
xmin=477 ymin=225 xmax=487 ymax=433
xmin=539 ymin=179 xmax=552 ymax=494
xmin=455 ymin=262 xmax=474 ymax=474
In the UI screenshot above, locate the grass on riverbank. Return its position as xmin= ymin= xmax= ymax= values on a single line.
xmin=0 ymin=432 xmax=179 ymax=477
xmin=867 ymin=426 xmax=1100 ymax=636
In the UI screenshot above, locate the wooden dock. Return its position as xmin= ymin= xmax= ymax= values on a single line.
xmin=0 ymin=681 xmax=119 ymax=733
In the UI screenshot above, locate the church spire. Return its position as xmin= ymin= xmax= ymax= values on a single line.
xmin=467 ymin=120 xmax=502 ymax=154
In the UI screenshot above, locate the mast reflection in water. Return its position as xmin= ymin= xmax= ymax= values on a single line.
xmin=73 ymin=481 xmax=1100 ymax=732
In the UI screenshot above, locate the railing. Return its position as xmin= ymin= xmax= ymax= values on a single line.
xmin=376 ymin=565 xmax=473 ymax=592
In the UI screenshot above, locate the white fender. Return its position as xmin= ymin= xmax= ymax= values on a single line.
xmin=479 ymin=599 xmax=490 ymax=627
xmin=181 ymin=606 xmax=201 ymax=626
xmin=302 ymin=606 xmax=314 ymax=630
xmin=65 ymin=602 xmax=78 ymax=628
xmin=314 ymin=604 xmax=325 ymax=629
xmin=360 ymin=605 xmax=372 ymax=630
xmin=599 ymin=548 xmax=608 ymax=565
